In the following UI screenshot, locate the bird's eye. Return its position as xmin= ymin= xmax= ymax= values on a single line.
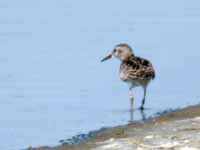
xmin=113 ymin=49 xmax=117 ymax=52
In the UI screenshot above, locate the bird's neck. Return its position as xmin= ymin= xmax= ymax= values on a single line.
xmin=126 ymin=54 xmax=135 ymax=61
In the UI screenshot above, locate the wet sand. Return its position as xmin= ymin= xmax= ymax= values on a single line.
xmin=27 ymin=104 xmax=200 ymax=150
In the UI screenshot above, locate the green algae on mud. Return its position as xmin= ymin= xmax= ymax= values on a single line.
xmin=27 ymin=104 xmax=200 ymax=150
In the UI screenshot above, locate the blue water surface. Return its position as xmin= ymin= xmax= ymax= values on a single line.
xmin=0 ymin=0 xmax=200 ymax=149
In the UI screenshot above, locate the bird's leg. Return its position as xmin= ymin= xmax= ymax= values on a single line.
xmin=140 ymin=86 xmax=147 ymax=110
xmin=140 ymin=109 xmax=146 ymax=120
xmin=129 ymin=107 xmax=134 ymax=123
xmin=129 ymin=88 xmax=134 ymax=111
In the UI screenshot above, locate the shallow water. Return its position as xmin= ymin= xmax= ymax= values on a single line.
xmin=0 ymin=0 xmax=200 ymax=150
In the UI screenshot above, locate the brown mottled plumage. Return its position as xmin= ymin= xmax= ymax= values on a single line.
xmin=101 ymin=43 xmax=155 ymax=110
xmin=120 ymin=55 xmax=155 ymax=82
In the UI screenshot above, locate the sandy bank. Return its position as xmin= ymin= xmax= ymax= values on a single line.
xmin=28 ymin=104 xmax=200 ymax=150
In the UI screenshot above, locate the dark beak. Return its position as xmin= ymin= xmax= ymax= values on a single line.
xmin=101 ymin=54 xmax=112 ymax=62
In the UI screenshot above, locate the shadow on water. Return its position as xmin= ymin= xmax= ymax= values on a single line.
xmin=129 ymin=109 xmax=147 ymax=123
xmin=59 ymin=107 xmax=173 ymax=146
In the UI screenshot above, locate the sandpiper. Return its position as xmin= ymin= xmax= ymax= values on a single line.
xmin=101 ymin=44 xmax=155 ymax=110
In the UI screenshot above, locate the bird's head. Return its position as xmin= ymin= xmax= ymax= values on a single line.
xmin=101 ymin=44 xmax=134 ymax=62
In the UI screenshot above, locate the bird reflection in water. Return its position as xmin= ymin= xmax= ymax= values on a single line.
xmin=129 ymin=109 xmax=147 ymax=123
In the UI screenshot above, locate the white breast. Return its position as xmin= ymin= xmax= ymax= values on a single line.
xmin=119 ymin=71 xmax=128 ymax=81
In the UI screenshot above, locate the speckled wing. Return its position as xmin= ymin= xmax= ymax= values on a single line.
xmin=120 ymin=56 xmax=155 ymax=81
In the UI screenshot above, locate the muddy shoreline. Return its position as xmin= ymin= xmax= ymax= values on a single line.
xmin=27 ymin=104 xmax=200 ymax=150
